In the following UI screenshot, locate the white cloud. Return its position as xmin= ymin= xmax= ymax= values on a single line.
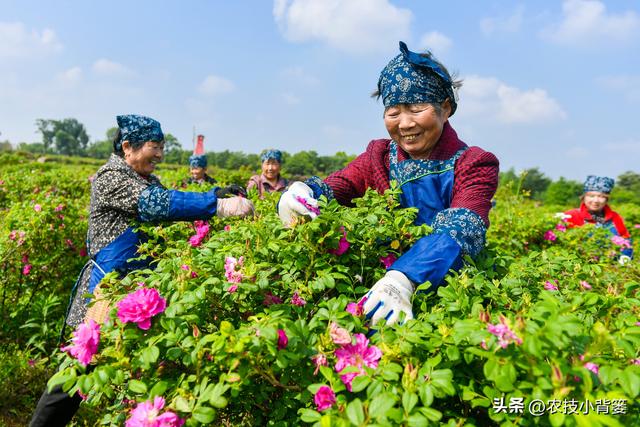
xmin=603 ymin=140 xmax=640 ymax=154
xmin=281 ymin=92 xmax=300 ymax=105
xmin=541 ymin=0 xmax=640 ymax=45
xmin=273 ymin=0 xmax=412 ymax=54
xmin=281 ymin=66 xmax=320 ymax=85
xmin=56 ymin=67 xmax=83 ymax=84
xmin=417 ymin=31 xmax=452 ymax=56
xmin=0 ymin=22 xmax=62 ymax=58
xmin=459 ymin=75 xmax=567 ymax=124
xmin=92 ymin=59 xmax=134 ymax=76
xmin=565 ymin=146 xmax=590 ymax=159
xmin=198 ymin=75 xmax=235 ymax=96
xmin=480 ymin=6 xmax=525 ymax=36
xmin=596 ymin=75 xmax=640 ymax=102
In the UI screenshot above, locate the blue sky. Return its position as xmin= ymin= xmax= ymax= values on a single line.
xmin=1 ymin=0 xmax=639 ymax=180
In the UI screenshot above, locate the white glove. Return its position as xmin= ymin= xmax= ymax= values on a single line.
xmin=216 ymin=196 xmax=254 ymax=218
xmin=278 ymin=181 xmax=319 ymax=227
xmin=619 ymin=255 xmax=632 ymax=266
xmin=362 ymin=270 xmax=414 ymax=326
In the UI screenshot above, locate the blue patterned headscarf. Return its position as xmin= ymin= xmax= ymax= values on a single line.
xmin=378 ymin=41 xmax=457 ymax=115
xmin=261 ymin=149 xmax=282 ymax=163
xmin=115 ymin=114 xmax=164 ymax=151
xmin=189 ymin=154 xmax=207 ymax=168
xmin=583 ymin=175 xmax=614 ymax=194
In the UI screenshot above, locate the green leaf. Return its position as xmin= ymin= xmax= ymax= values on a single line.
xmin=149 ymin=381 xmax=168 ymax=398
xmin=141 ymin=345 xmax=160 ymax=366
xmin=346 ymin=398 xmax=365 ymax=426
xmin=350 ymin=375 xmax=371 ymax=393
xmin=402 ymin=391 xmax=418 ymax=413
xmin=192 ymin=405 xmax=216 ymax=423
xmin=174 ymin=396 xmax=192 ymax=413
xmin=128 ymin=379 xmax=147 ymax=394
xmin=419 ymin=407 xmax=442 ymax=422
xmin=418 ymin=384 xmax=434 ymax=407
xmin=368 ymin=392 xmax=396 ymax=420
xmin=299 ymin=408 xmax=322 ymax=423
xmin=620 ymin=367 xmax=640 ymax=398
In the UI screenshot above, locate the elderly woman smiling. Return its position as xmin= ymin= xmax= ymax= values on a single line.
xmin=247 ymin=149 xmax=289 ymax=198
xmin=278 ymin=42 xmax=499 ymax=326
xmin=30 ymin=114 xmax=253 ymax=426
xmin=564 ymin=175 xmax=633 ymax=264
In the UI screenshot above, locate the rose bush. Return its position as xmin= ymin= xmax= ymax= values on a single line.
xmin=2 ymin=155 xmax=639 ymax=425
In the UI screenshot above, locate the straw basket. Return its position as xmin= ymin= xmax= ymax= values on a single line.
xmin=85 ymin=285 xmax=111 ymax=324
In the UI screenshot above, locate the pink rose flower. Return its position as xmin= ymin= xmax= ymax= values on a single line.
xmin=22 ymin=264 xmax=32 ymax=275
xmin=125 ymin=397 xmax=184 ymax=427
xmin=188 ymin=220 xmax=210 ymax=247
xmin=555 ymin=223 xmax=566 ymax=232
xmin=346 ymin=300 xmax=365 ymax=317
xmin=328 ymin=226 xmax=350 ymax=256
xmin=544 ymin=280 xmax=558 ymax=291
xmin=79 ymin=247 xmax=88 ymax=257
xmin=227 ymin=284 xmax=238 ymax=293
xmin=314 ymin=385 xmax=336 ymax=411
xmin=117 ymin=287 xmax=167 ymax=330
xmin=61 ymin=319 xmax=100 ymax=366
xmin=334 ymin=333 xmax=382 ymax=391
xmin=611 ymin=235 xmax=632 ymax=248
xmin=295 ymin=196 xmax=320 ymax=216
xmin=54 ymin=204 xmax=64 ymax=212
xmin=277 ymin=329 xmax=288 ymax=350
xmin=330 ymin=322 xmax=351 ymax=345
xmin=311 ymin=353 xmax=328 ymax=375
xmin=224 ymin=256 xmax=244 ymax=283
xmin=584 ymin=362 xmax=599 ymax=375
xmin=544 ymin=230 xmax=557 ymax=241
xmin=33 ymin=204 xmax=42 ymax=212
xmin=487 ymin=316 xmax=522 ymax=349
xmin=180 ymin=264 xmax=190 ymax=271
xmin=379 ymin=253 xmax=397 ymax=269
xmin=263 ymin=291 xmax=283 ymax=306
xmin=224 ymin=225 xmax=231 ymax=232
xmin=291 ymin=291 xmax=306 ymax=306
xmin=580 ymin=280 xmax=592 ymax=290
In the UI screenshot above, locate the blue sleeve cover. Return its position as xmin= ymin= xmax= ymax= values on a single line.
xmin=391 ymin=207 xmax=487 ymax=289
xmin=622 ymin=237 xmax=633 ymax=258
xmin=138 ymin=185 xmax=218 ymax=222
xmin=304 ymin=176 xmax=335 ymax=201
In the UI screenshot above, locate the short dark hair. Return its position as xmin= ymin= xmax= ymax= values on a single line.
xmin=112 ymin=129 xmax=148 ymax=157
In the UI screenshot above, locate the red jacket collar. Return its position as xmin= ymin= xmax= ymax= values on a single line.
xmin=579 ymin=203 xmax=614 ymax=222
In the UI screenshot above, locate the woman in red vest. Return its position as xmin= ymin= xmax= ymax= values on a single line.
xmin=564 ymin=175 xmax=633 ymax=264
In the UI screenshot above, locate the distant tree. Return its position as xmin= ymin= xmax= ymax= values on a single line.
xmin=521 ymin=168 xmax=551 ymax=200
xmin=617 ymin=171 xmax=640 ymax=194
xmin=0 ymin=140 xmax=12 ymax=152
xmin=544 ymin=177 xmax=582 ymax=206
xmin=611 ymin=171 xmax=640 ymax=204
xmin=162 ymin=133 xmax=188 ymax=164
xmin=35 ymin=118 xmax=89 ymax=156
xmin=17 ymin=142 xmax=46 ymax=154
xmin=499 ymin=168 xmax=519 ymax=187
xmin=286 ymin=151 xmax=319 ymax=176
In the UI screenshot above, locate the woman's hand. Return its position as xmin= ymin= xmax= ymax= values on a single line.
xmin=361 ymin=270 xmax=414 ymax=326
xmin=216 ymin=197 xmax=254 ymax=218
xmin=277 ymin=182 xmax=319 ymax=227
xmin=215 ymin=184 xmax=247 ymax=199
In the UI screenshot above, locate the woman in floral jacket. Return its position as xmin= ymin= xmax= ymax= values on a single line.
xmin=278 ymin=42 xmax=499 ymax=326
xmin=30 ymin=114 xmax=253 ymax=427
